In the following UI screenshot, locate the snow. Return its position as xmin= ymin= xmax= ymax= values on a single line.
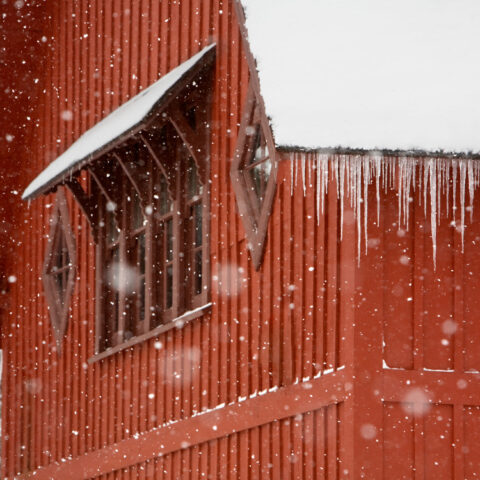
xmin=22 ymin=44 xmax=215 ymax=200
xmin=241 ymin=0 xmax=480 ymax=153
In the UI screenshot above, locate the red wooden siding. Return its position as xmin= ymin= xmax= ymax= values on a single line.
xmin=87 ymin=406 xmax=344 ymax=480
xmin=1 ymin=1 xmax=347 ymax=478
xmin=2 ymin=1 xmax=480 ymax=479
xmin=358 ymin=166 xmax=480 ymax=479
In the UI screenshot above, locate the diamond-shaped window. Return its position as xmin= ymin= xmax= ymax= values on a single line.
xmin=231 ymin=82 xmax=277 ymax=270
xmin=244 ymin=124 xmax=272 ymax=212
xmin=43 ymin=189 xmax=76 ymax=353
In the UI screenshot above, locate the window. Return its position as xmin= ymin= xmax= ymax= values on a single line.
xmin=231 ymin=81 xmax=277 ymax=270
xmin=22 ymin=45 xmax=215 ymax=357
xmin=42 ymin=188 xmax=76 ymax=353
xmin=244 ymin=123 xmax=272 ymax=212
xmin=91 ymin=114 xmax=210 ymax=351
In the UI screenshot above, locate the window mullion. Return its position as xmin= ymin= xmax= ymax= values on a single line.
xmin=143 ymin=161 xmax=153 ymax=333
xmin=172 ymin=158 xmax=184 ymax=317
xmin=95 ymin=184 xmax=106 ymax=352
xmin=116 ymin=179 xmax=128 ymax=346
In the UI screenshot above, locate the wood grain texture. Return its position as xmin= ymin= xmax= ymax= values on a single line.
xmin=2 ymin=1 xmax=480 ymax=479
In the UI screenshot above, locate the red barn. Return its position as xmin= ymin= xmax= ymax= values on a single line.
xmin=1 ymin=1 xmax=480 ymax=479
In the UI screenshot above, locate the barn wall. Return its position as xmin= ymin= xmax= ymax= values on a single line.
xmin=3 ymin=1 xmax=480 ymax=479
xmin=93 ymin=405 xmax=345 ymax=480
xmin=356 ymin=169 xmax=480 ymax=479
xmin=2 ymin=1 xmax=348 ymax=479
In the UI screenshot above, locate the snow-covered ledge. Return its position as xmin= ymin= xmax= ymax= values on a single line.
xmin=22 ymin=43 xmax=216 ymax=200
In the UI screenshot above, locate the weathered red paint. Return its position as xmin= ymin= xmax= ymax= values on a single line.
xmin=1 ymin=1 xmax=480 ymax=479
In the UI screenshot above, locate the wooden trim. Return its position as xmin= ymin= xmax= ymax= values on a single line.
xmin=88 ymin=303 xmax=212 ymax=363
xmin=172 ymin=148 xmax=183 ymax=317
xmin=89 ymin=167 xmax=117 ymax=206
xmin=42 ymin=188 xmax=77 ymax=355
xmin=19 ymin=370 xmax=346 ymax=480
xmin=143 ymin=155 xmax=154 ymax=334
xmin=232 ymin=0 xmax=279 ymax=269
xmin=139 ymin=133 xmax=170 ymax=179
xmin=232 ymin=0 xmax=272 ymax=146
xmin=383 ymin=369 xmax=480 ymax=405
xmin=113 ymin=151 xmax=147 ymax=206
xmin=64 ymin=177 xmax=98 ymax=240
xmin=230 ymin=81 xmax=278 ymax=270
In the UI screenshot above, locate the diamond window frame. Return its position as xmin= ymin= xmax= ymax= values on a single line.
xmin=42 ymin=188 xmax=76 ymax=353
xmin=231 ymin=81 xmax=278 ymax=270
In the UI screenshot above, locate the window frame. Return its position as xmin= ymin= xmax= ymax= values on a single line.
xmin=42 ymin=188 xmax=76 ymax=354
xmin=88 ymin=92 xmax=211 ymax=355
xmin=231 ymin=81 xmax=278 ymax=270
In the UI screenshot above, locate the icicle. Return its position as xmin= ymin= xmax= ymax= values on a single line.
xmin=460 ymin=160 xmax=466 ymax=251
xmin=308 ymin=155 xmax=312 ymax=188
xmin=302 ymin=154 xmax=306 ymax=196
xmin=338 ymin=156 xmax=345 ymax=240
xmin=412 ymin=158 xmax=417 ymax=195
xmin=423 ymin=162 xmax=429 ymax=219
xmin=452 ymin=160 xmax=457 ymax=222
xmin=286 ymin=150 xmax=478 ymax=269
xmin=290 ymin=155 xmax=295 ymax=196
xmin=397 ymin=158 xmax=403 ymax=228
xmin=445 ymin=160 xmax=450 ymax=219
xmin=468 ymin=159 xmax=474 ymax=223
xmin=392 ymin=158 xmax=396 ymax=194
xmin=333 ymin=155 xmax=339 ymax=199
xmin=375 ymin=155 xmax=381 ymax=225
xmin=363 ymin=157 xmax=369 ymax=254
xmin=294 ymin=154 xmax=299 ymax=190
xmin=429 ymin=159 xmax=437 ymax=267
xmin=349 ymin=156 xmax=355 ymax=210
xmin=437 ymin=159 xmax=441 ymax=227
xmin=417 ymin=160 xmax=423 ymax=208
xmin=321 ymin=154 xmax=328 ymax=216
xmin=404 ymin=158 xmax=414 ymax=229
xmin=316 ymin=154 xmax=321 ymax=223
xmin=355 ymin=157 xmax=362 ymax=263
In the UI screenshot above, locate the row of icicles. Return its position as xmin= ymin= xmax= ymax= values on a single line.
xmin=289 ymin=153 xmax=480 ymax=266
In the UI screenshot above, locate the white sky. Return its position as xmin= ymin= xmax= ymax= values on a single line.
xmin=242 ymin=0 xmax=480 ymax=153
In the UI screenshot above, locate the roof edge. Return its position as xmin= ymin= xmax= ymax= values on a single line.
xmin=22 ymin=44 xmax=216 ymax=201
xmin=275 ymin=145 xmax=480 ymax=160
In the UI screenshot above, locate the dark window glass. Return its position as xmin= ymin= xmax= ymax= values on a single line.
xmin=138 ymin=282 xmax=145 ymax=322
xmin=156 ymin=174 xmax=172 ymax=216
xmin=166 ymin=265 xmax=173 ymax=309
xmin=138 ymin=233 xmax=145 ymax=276
xmin=98 ymin=123 xmax=208 ymax=350
xmin=131 ymin=192 xmax=144 ymax=230
xmin=246 ymin=127 xmax=272 ymax=204
xmin=107 ymin=211 xmax=119 ymax=243
xmin=194 ymin=203 xmax=202 ymax=246
xmin=166 ymin=219 xmax=173 ymax=261
xmin=187 ymin=157 xmax=202 ymax=199
xmin=195 ymin=250 xmax=202 ymax=295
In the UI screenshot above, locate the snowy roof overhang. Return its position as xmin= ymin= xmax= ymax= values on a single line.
xmin=239 ymin=0 xmax=480 ymax=154
xmin=22 ymin=44 xmax=216 ymax=200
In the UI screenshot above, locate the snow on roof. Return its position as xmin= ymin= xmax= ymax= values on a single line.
xmin=23 ymin=44 xmax=215 ymax=200
xmin=241 ymin=0 xmax=480 ymax=154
